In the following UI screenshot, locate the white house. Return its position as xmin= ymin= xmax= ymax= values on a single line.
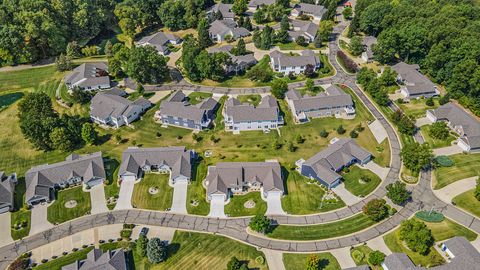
xmin=64 ymin=62 xmax=110 ymax=91
xmin=269 ymin=50 xmax=321 ymax=75
xmin=391 ymin=62 xmax=439 ymax=99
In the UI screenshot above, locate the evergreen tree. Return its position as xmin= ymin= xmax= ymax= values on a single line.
xmin=137 ymin=234 xmax=149 ymax=257
xmin=235 ymin=39 xmax=247 ymax=55
xmin=55 ymin=53 xmax=73 ymax=71
xmin=232 ymin=0 xmax=248 ymax=15
xmin=260 ymin=26 xmax=273 ymax=49
xmin=66 ymin=41 xmax=82 ymax=58
xmin=81 ymin=123 xmax=98 ymax=145
xmin=244 ymin=17 xmax=253 ymax=31
xmin=197 ymin=18 xmax=212 ymax=49
xmin=104 ymin=40 xmax=114 ymax=57
xmin=147 ymin=238 xmax=168 ymax=263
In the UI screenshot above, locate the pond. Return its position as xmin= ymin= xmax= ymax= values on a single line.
xmin=0 ymin=92 xmax=24 ymax=110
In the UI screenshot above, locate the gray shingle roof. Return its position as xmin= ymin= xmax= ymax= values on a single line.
xmin=343 ymin=266 xmax=370 ymax=270
xmin=362 ymin=36 xmax=377 ymax=59
xmin=62 ymin=248 xmax=127 ymax=270
xmin=207 ymin=45 xmax=257 ymax=67
xmin=0 ymin=171 xmax=15 ymax=209
xmin=392 ymin=62 xmax=437 ymax=96
xmin=286 ymin=85 xmax=354 ymax=113
xmin=90 ymin=92 xmax=151 ymax=121
xmin=224 ymin=95 xmax=279 ymax=122
xmin=64 ymin=62 xmax=109 ymax=88
xmin=159 ymin=91 xmax=218 ymax=125
xmin=383 ymin=253 xmax=418 ymax=270
xmin=273 ymin=20 xmax=318 ymax=40
xmin=208 ymin=3 xmax=235 ymax=19
xmin=137 ymin=31 xmax=181 ymax=54
xmin=209 ymin=20 xmax=250 ymax=39
xmin=293 ymin=3 xmax=327 ymax=18
xmin=248 ymin=0 xmax=275 ymax=8
xmin=270 ymin=50 xmax=320 ymax=69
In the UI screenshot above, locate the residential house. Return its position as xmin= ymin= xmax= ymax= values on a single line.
xmin=90 ymin=91 xmax=152 ymax=128
xmin=343 ymin=266 xmax=370 ymax=270
xmin=207 ymin=45 xmax=258 ymax=74
xmin=207 ymin=3 xmax=235 ymax=20
xmin=269 ymin=50 xmax=321 ymax=75
xmin=64 ymin=62 xmax=110 ymax=91
xmin=291 ymin=3 xmax=327 ymax=21
xmin=248 ymin=0 xmax=275 ymax=11
xmin=273 ymin=20 xmax=319 ymax=43
xmin=25 ymin=152 xmax=106 ymax=206
xmin=427 ymin=102 xmax=480 ymax=152
xmin=297 ymin=138 xmax=372 ymax=189
xmin=0 ymin=171 xmax=16 ymax=213
xmin=209 ymin=20 xmax=250 ymax=43
xmin=285 ymin=85 xmax=355 ymax=123
xmin=137 ymin=31 xmax=181 ymax=55
xmin=391 ymin=62 xmax=439 ymax=99
xmin=361 ymin=36 xmax=377 ymax=62
xmin=205 ymin=162 xmax=284 ymax=202
xmin=62 ymin=248 xmax=128 ymax=270
xmin=156 ymin=91 xmax=219 ymax=130
xmin=223 ymin=95 xmax=283 ymax=132
xmin=118 ymin=147 xmax=194 ymax=185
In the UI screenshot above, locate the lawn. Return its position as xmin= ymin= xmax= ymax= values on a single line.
xmin=187 ymin=91 xmax=213 ymax=105
xmin=350 ymin=245 xmax=373 ymax=266
xmin=420 ymin=125 xmax=456 ymax=149
xmin=266 ymin=213 xmax=377 ymax=241
xmin=342 ymin=166 xmax=382 ymax=197
xmin=383 ymin=230 xmax=445 ymax=267
xmin=452 ymin=189 xmax=480 ymax=218
xmin=33 ymin=247 xmax=94 ymax=270
xmin=413 ymin=217 xmax=477 ymax=241
xmin=0 ymin=92 xmax=24 ymax=110
xmin=47 ymin=186 xmax=92 ymax=224
xmin=283 ymin=252 xmax=340 ymax=270
xmin=0 ymin=65 xmax=65 ymax=94
xmin=297 ymin=85 xmax=325 ymax=96
xmin=103 ymin=158 xmax=120 ymax=210
xmin=276 ymin=42 xmax=319 ymax=50
xmin=186 ymin=160 xmax=210 ymax=215
xmin=237 ymin=94 xmax=262 ymax=106
xmin=225 ymin=192 xmax=267 ymax=217
xmin=396 ymin=98 xmax=439 ymax=119
xmin=433 ymin=153 xmax=480 ymax=189
xmin=131 ymin=173 xmax=173 ymax=211
xmin=11 ymin=175 xmax=31 ymax=240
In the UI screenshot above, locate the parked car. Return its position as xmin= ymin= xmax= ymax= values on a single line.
xmin=140 ymin=227 xmax=149 ymax=236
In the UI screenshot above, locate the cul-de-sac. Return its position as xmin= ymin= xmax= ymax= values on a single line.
xmin=1 ymin=0 xmax=480 ymax=269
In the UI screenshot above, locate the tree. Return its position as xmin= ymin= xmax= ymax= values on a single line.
xmin=342 ymin=6 xmax=353 ymax=20
xmin=146 ymin=237 xmax=168 ymax=263
xmin=137 ymin=234 xmax=149 ymax=257
xmin=295 ymin=36 xmax=306 ymax=47
xmin=81 ymin=123 xmax=98 ymax=145
xmin=425 ymin=97 xmax=434 ymax=107
xmin=313 ymin=33 xmax=323 ymax=48
xmin=104 ymin=40 xmax=114 ymax=57
xmin=475 ymin=178 xmax=480 ymax=201
xmin=232 ymin=0 xmax=248 ymax=16
xmin=336 ymin=125 xmax=346 ymax=134
xmin=50 ymin=127 xmax=75 ymax=151
xmin=399 ymin=219 xmax=434 ymax=255
xmin=362 ymin=199 xmax=388 ymax=221
xmin=428 ymin=122 xmax=449 ymax=140
xmin=378 ymin=67 xmax=397 ymax=86
xmin=234 ymin=39 xmax=247 ymax=55
xmin=227 ymin=256 xmax=242 ymax=270
xmin=349 ymin=36 xmax=363 ymax=56
xmin=55 ymin=53 xmax=73 ymax=71
xmin=401 ymin=142 xmax=433 ymax=172
xmin=249 ymin=214 xmax=270 ymax=233
xmin=386 ymin=181 xmax=410 ymax=205
xmin=304 ymin=64 xmax=316 ymax=78
xmin=295 ymin=134 xmax=304 ymax=144
xmin=305 ymin=78 xmax=314 ymax=92
xmin=306 ymin=255 xmax=320 ymax=270
xmin=320 ymin=129 xmax=328 ymax=138
xmin=197 ymin=18 xmax=212 ymax=49
xmin=66 ymin=41 xmax=82 ymax=58
xmin=81 ymin=46 xmax=100 ymax=56
xmin=287 ymin=141 xmax=295 ymax=152
xmin=439 ymin=95 xmax=450 ymax=105
xmin=126 ymin=46 xmax=168 ymax=84
xmin=270 ymin=79 xmax=288 ymax=98
xmin=368 ymin=250 xmax=386 ymax=266
xmin=276 ymin=0 xmax=289 ymax=8
xmin=244 ymin=17 xmax=253 ymax=31
xmin=349 ymin=130 xmax=358 ymax=138
xmin=317 ymin=20 xmax=334 ymax=42
xmin=260 ymin=26 xmax=274 ymax=49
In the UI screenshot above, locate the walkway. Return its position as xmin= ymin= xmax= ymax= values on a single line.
xmin=433 ymin=177 xmax=477 ymax=204
xmin=363 ymin=162 xmax=390 ymax=181
xmin=170 ymin=180 xmax=188 ymax=214
xmin=89 ymin=185 xmax=109 ymax=214
xmin=433 ymin=144 xmax=463 ymax=156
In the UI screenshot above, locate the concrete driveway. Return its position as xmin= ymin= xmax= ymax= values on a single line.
xmin=0 ymin=212 xmax=13 ymax=245
xmin=416 ymin=116 xmax=432 ymax=127
xmin=263 ymin=249 xmax=285 ymax=270
xmin=433 ymin=144 xmax=463 ymax=156
xmin=208 ymin=196 xmax=226 ymax=218
xmin=115 ymin=179 xmax=134 ymax=210
xmin=363 ymin=162 xmax=389 ymax=180
xmin=332 ymin=183 xmax=362 ymax=206
xmin=265 ymin=192 xmax=286 ymax=215
xmin=366 ymin=235 xmax=392 ymax=255
xmin=433 ymin=177 xmax=477 ymax=204
xmin=368 ymin=120 xmax=388 ymax=144
xmin=89 ymin=184 xmax=109 ymax=214
xmin=170 ymin=180 xmax=188 ymax=214
xmin=30 ymin=203 xmax=54 ymax=235
xmin=330 ymin=247 xmax=356 ymax=269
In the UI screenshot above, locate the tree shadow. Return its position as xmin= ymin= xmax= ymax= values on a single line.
xmin=280 ymin=166 xmax=290 ymax=196
xmin=166 ymin=243 xmax=181 ymax=258
xmin=318 ymin=258 xmax=331 ymax=269
xmin=97 ymin=133 xmax=112 ymax=146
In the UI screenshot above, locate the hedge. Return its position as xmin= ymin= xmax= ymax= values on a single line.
xmin=435 ymin=156 xmax=454 ymax=167
xmin=415 ymin=211 xmax=445 ymax=223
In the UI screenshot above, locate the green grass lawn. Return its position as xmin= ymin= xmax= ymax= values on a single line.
xmin=11 ymin=176 xmax=31 ymax=240
xmin=47 ymin=186 xmax=91 ymax=224
xmin=276 ymin=42 xmax=319 ymax=50
xmin=186 ymin=160 xmax=210 ymax=215
xmin=103 ymin=158 xmax=120 ymax=210
xmin=383 ymin=229 xmax=445 ymax=267
xmin=0 ymin=65 xmax=66 ymax=94
xmin=433 ymin=153 xmax=480 ymax=189
xmin=350 ymin=245 xmax=373 ymax=266
xmin=452 ymin=189 xmax=480 ymax=218
xmin=283 ymin=252 xmax=340 ymax=270
xmin=33 ymin=247 xmax=94 ymax=270
xmin=237 ymin=94 xmax=262 ymax=106
xmin=342 ymin=166 xmax=382 ymax=197
xmin=267 ymin=213 xmax=377 ymax=240
xmin=131 ymin=173 xmax=173 ymax=211
xmin=413 ymin=217 xmax=477 ymax=241
xmin=420 ymin=125 xmax=456 ymax=149
xmin=187 ymin=92 xmax=213 ymax=105
xmin=225 ymin=192 xmax=267 ymax=217
xmin=396 ymin=98 xmax=439 ymax=119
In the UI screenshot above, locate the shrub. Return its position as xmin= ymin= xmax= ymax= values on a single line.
xmin=360 ymin=176 xmax=371 ymax=183
xmin=255 ymin=256 xmax=265 ymax=265
xmin=147 ymin=238 xmax=168 ymax=263
xmin=388 ymin=207 xmax=397 ymax=216
xmin=337 ymin=125 xmax=346 ymax=134
xmin=435 ymin=155 xmax=454 ymax=167
xmin=350 ymin=130 xmax=358 ymax=138
xmin=120 ymin=229 xmax=132 ymax=238
xmin=336 ymin=51 xmax=358 ymax=73
xmin=351 ymin=249 xmax=364 ymax=262
xmin=249 ymin=214 xmax=271 ymax=233
xmin=415 ymin=211 xmax=445 ymax=223
xmin=368 ymin=250 xmax=386 ymax=265
xmin=320 ymin=129 xmax=329 ymax=138
xmin=425 ymin=97 xmax=434 ymax=106
xmin=123 ymin=224 xmax=135 ymax=229
xmin=306 ymin=255 xmax=320 ymax=270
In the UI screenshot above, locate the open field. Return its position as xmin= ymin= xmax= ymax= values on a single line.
xmin=433 ymin=153 xmax=480 ymax=189
xmin=47 ymin=186 xmax=92 ymax=224
xmin=342 ymin=166 xmax=382 ymax=197
xmin=225 ymin=192 xmax=267 ymax=217
xmin=452 ymin=189 xmax=480 ymax=218
xmin=420 ymin=125 xmax=456 ymax=149
xmin=283 ymin=252 xmax=340 ymax=270
xmin=132 ymin=173 xmax=173 ymax=211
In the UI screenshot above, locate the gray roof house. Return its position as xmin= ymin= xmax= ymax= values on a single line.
xmin=205 ymin=162 xmax=284 ymax=201
xmin=298 ymin=138 xmax=372 ymax=188
xmin=270 ymin=50 xmax=321 ymax=75
xmin=223 ymin=95 xmax=283 ymax=133
xmin=62 ymin=248 xmax=128 ymax=270
xmin=273 ymin=20 xmax=319 ymax=43
xmin=391 ymin=62 xmax=439 ymax=99
xmin=207 ymin=3 xmax=235 ymax=20
xmin=291 ymin=3 xmax=327 ymax=20
xmin=118 ymin=146 xmax=194 ymax=185
xmin=248 ymin=0 xmax=275 ymax=10
xmin=25 ymin=152 xmax=106 ymax=206
xmin=361 ymin=36 xmax=377 ymax=62
xmin=137 ymin=31 xmax=181 ymax=55
xmin=209 ymin=20 xmax=250 ymax=43
xmin=427 ymin=102 xmax=480 ymax=152
xmin=90 ymin=92 xmax=152 ymax=128
xmin=64 ymin=62 xmax=110 ymax=91
xmin=207 ymin=45 xmax=258 ymax=74
xmin=156 ymin=91 xmax=219 ymax=131
xmin=285 ymin=85 xmax=355 ymax=122
xmin=0 ymin=171 xmax=17 ymax=213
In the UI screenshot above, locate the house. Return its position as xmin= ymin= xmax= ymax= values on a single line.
xmin=273 ymin=20 xmax=319 ymax=43
xmin=248 ymin=0 xmax=275 ymax=11
xmin=0 ymin=171 xmax=16 ymax=213
xmin=118 ymin=147 xmax=194 ymax=185
xmin=269 ymin=50 xmax=321 ymax=75
xmin=207 ymin=45 xmax=258 ymax=74
xmin=90 ymin=91 xmax=152 ymax=128
xmin=381 ymin=253 xmax=418 ymax=270
xmin=427 ymin=103 xmax=480 ymax=152
xmin=291 ymin=3 xmax=327 ymax=21
xmin=285 ymin=85 xmax=355 ymax=123
xmin=137 ymin=31 xmax=181 ymax=55
xmin=223 ymin=95 xmax=284 ymax=132
xmin=207 ymin=3 xmax=235 ymax=20
xmin=209 ymin=20 xmax=250 ymax=43
xmin=297 ymin=138 xmax=372 ymax=189
xmin=25 ymin=152 xmax=105 ymax=206
xmin=343 ymin=266 xmax=370 ymax=270
xmin=205 ymin=162 xmax=284 ymax=202
xmin=361 ymin=36 xmax=377 ymax=62
xmin=64 ymin=62 xmax=110 ymax=91
xmin=62 ymin=248 xmax=128 ymax=270
xmin=156 ymin=91 xmax=219 ymax=130
xmin=391 ymin=62 xmax=439 ymax=99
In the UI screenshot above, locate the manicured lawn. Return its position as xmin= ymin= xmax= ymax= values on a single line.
xmin=0 ymin=65 xmax=65 ymax=94
xmin=266 ymin=214 xmax=377 ymax=240
xmin=47 ymin=186 xmax=91 ymax=224
xmin=186 ymin=160 xmax=210 ymax=215
xmin=413 ymin=217 xmax=477 ymax=241
xmin=434 ymin=153 xmax=480 ymax=189
xmin=396 ymin=98 xmax=439 ymax=119
xmin=187 ymin=91 xmax=213 ymax=105
xmin=225 ymin=192 xmax=267 ymax=217
xmin=11 ymin=175 xmax=31 ymax=240
xmin=131 ymin=173 xmax=173 ymax=211
xmin=33 ymin=247 xmax=94 ymax=270
xmin=281 ymin=170 xmax=345 ymax=215
xmin=350 ymin=245 xmax=373 ymax=266
xmin=342 ymin=166 xmax=382 ymax=197
xmin=237 ymin=94 xmax=262 ymax=106
xmin=283 ymin=252 xmax=340 ymax=270
xmin=383 ymin=229 xmax=445 ymax=267
xmin=276 ymin=42 xmax=319 ymax=50
xmin=420 ymin=125 xmax=456 ymax=149
xmin=452 ymin=189 xmax=480 ymax=218
xmin=103 ymin=158 xmax=120 ymax=210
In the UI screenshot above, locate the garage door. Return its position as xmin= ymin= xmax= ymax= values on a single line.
xmin=208 ymin=194 xmax=226 ymax=218
xmin=0 ymin=206 xmax=10 ymax=214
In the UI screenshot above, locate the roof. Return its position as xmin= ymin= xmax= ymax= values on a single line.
xmin=287 ymin=85 xmax=353 ymax=113
xmin=208 ymin=3 xmax=235 ymax=19
xmin=0 ymin=172 xmax=15 ymax=207
xmin=248 ymin=0 xmax=275 ymax=8
xmin=363 ymin=36 xmax=377 ymax=58
xmin=383 ymin=253 xmax=418 ymax=270
xmin=102 ymin=87 xmax=126 ymax=97
xmin=293 ymin=3 xmax=327 ymax=18
xmin=64 ymin=62 xmax=109 ymax=88
xmin=343 ymin=266 xmax=370 ymax=270
xmin=207 ymin=46 xmax=257 ymax=66
xmin=274 ymin=20 xmax=318 ymax=40
xmin=224 ymin=95 xmax=279 ymax=122
xmin=137 ymin=31 xmax=180 ymax=53
xmin=269 ymin=50 xmax=320 ymax=68
xmin=90 ymin=92 xmax=150 ymax=120
xmin=25 ymin=152 xmax=105 ymax=203
xmin=392 ymin=62 xmax=437 ymax=95
xmin=159 ymin=91 xmax=218 ymax=125
xmin=429 ymin=103 xmax=480 ymax=149
xmin=119 ymin=147 xmax=192 ymax=180
xmin=206 ymin=162 xmax=284 ymax=195
xmin=209 ymin=20 xmax=250 ymax=39
xmin=62 ymin=248 xmax=127 ymax=270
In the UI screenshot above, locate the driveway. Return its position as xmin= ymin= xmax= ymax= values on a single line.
xmin=170 ymin=180 xmax=188 ymax=214
xmin=362 ymin=162 xmax=389 ymax=180
xmin=332 ymin=183 xmax=362 ymax=206
xmin=366 ymin=235 xmax=392 ymax=255
xmin=433 ymin=144 xmax=463 ymax=156
xmin=114 ymin=178 xmax=135 ymax=210
xmin=433 ymin=177 xmax=477 ymax=204
xmin=30 ymin=203 xmax=54 ymax=235
xmin=329 ymin=247 xmax=356 ymax=269
xmin=0 ymin=213 xmax=13 ymax=246
xmin=89 ymin=184 xmax=109 ymax=214
xmin=208 ymin=196 xmax=226 ymax=218
xmin=368 ymin=120 xmax=388 ymax=144
xmin=263 ymin=249 xmax=285 ymax=270
xmin=265 ymin=192 xmax=286 ymax=215
xmin=415 ymin=116 xmax=432 ymax=127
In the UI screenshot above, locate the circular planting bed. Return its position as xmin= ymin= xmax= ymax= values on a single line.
xmin=244 ymin=200 xmax=256 ymax=209
xmin=148 ymin=187 xmax=159 ymax=195
xmin=65 ymin=200 xmax=78 ymax=208
xmin=415 ymin=210 xmax=445 ymax=222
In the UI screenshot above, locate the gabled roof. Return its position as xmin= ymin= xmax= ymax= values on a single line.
xmin=0 ymin=171 xmax=15 ymax=207
xmin=383 ymin=253 xmax=418 ymax=270
xmin=269 ymin=50 xmax=320 ymax=68
xmin=207 ymin=45 xmax=257 ymax=67
xmin=137 ymin=31 xmax=181 ymax=53
xmin=208 ymin=3 xmax=235 ymax=19
xmin=224 ymin=95 xmax=279 ymax=122
xmin=90 ymin=92 xmax=143 ymax=120
xmin=391 ymin=62 xmax=437 ymax=95
xmin=159 ymin=91 xmax=218 ymax=125
xmin=209 ymin=20 xmax=250 ymax=39
xmin=293 ymin=3 xmax=327 ymax=18
xmin=248 ymin=0 xmax=275 ymax=8
xmin=273 ymin=20 xmax=318 ymax=40
xmin=62 ymin=248 xmax=127 ymax=270
xmin=64 ymin=62 xmax=109 ymax=88
xmin=286 ymin=85 xmax=354 ymax=113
